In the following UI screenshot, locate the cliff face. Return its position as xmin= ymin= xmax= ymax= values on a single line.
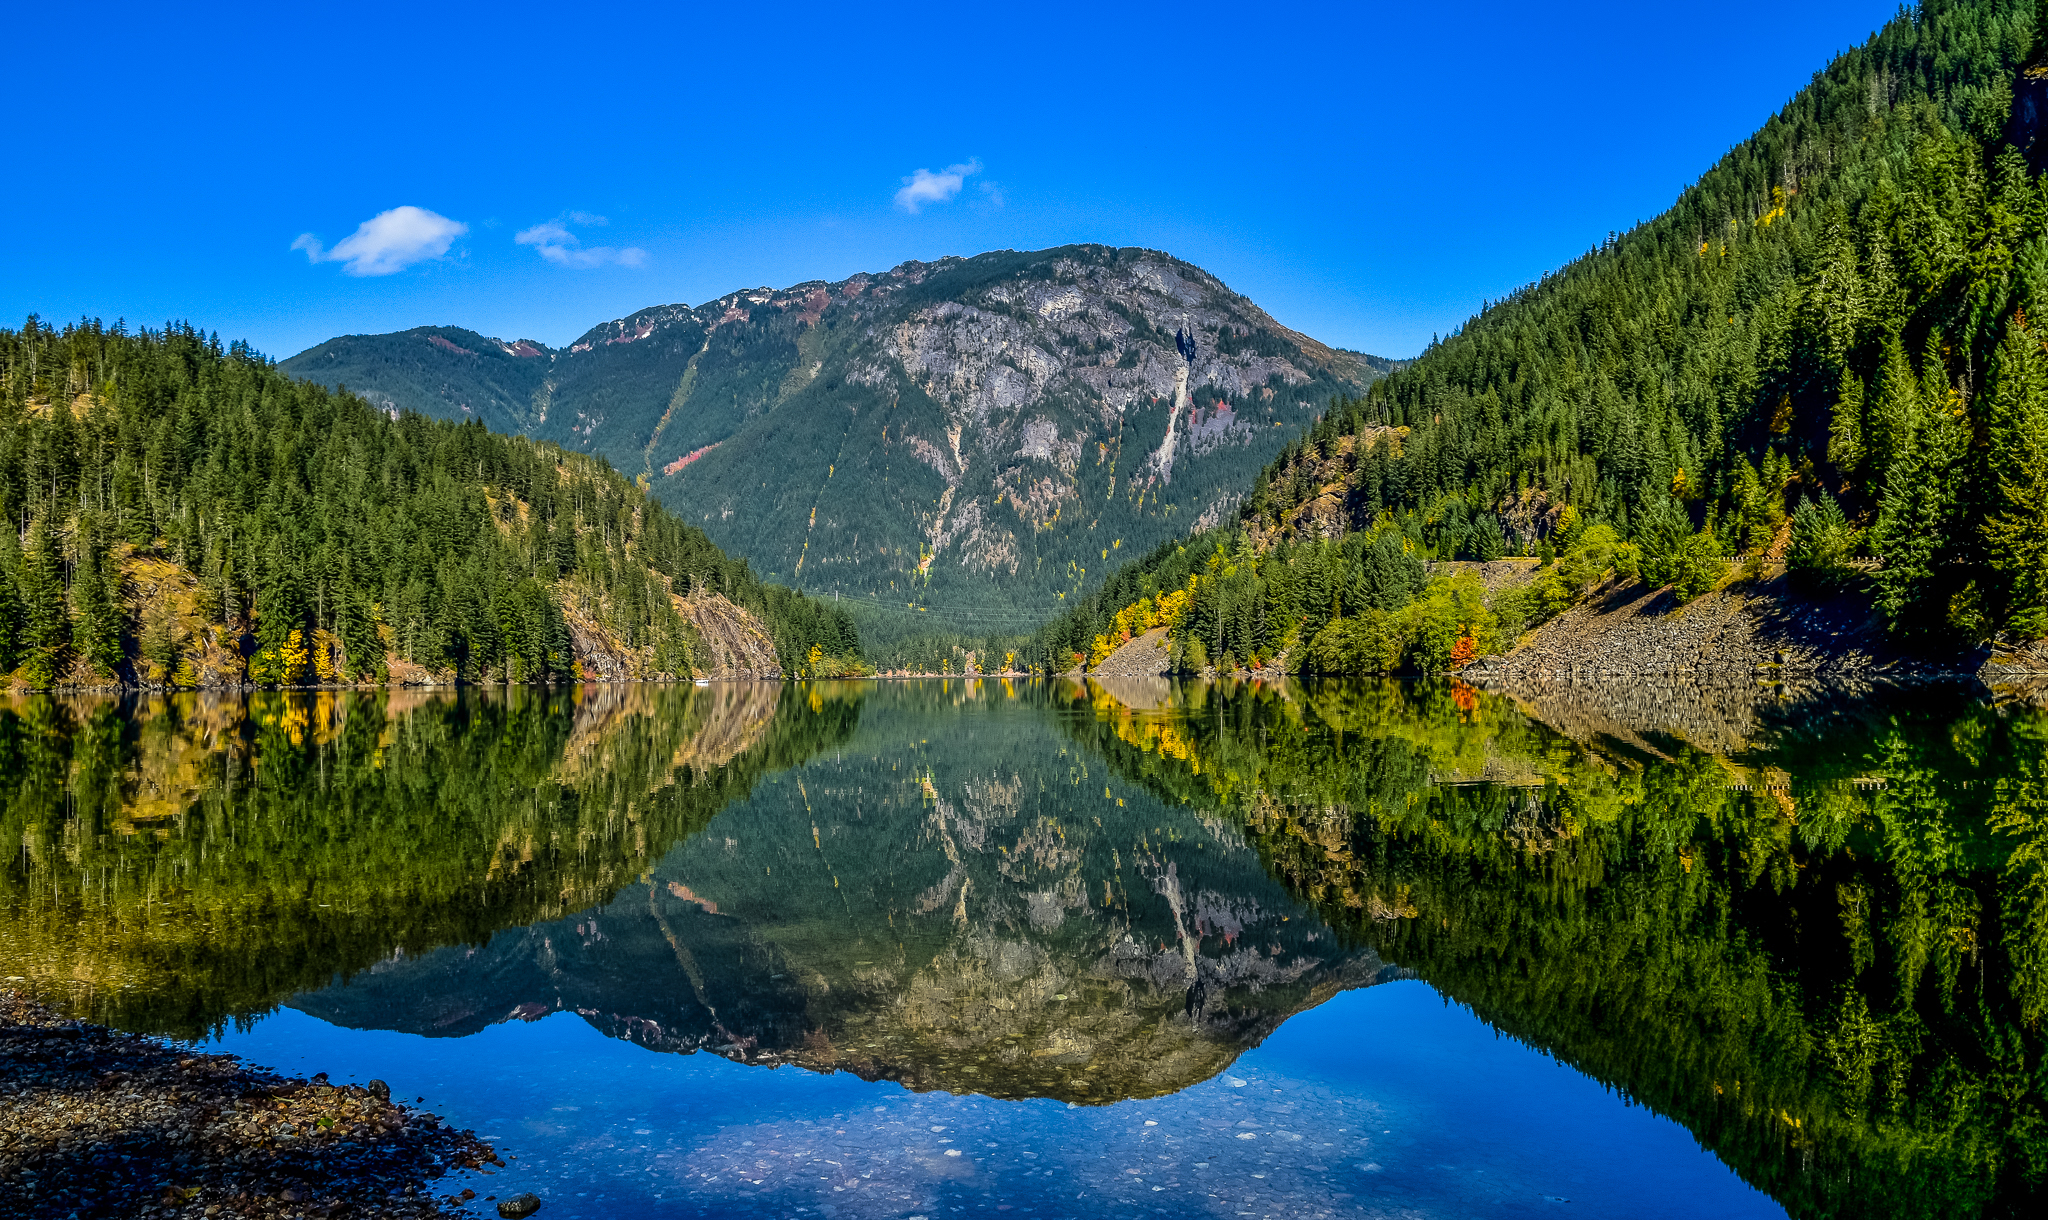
xmin=283 ymin=245 xmax=1400 ymax=623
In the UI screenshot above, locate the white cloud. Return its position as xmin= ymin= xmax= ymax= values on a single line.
xmin=515 ymin=218 xmax=647 ymax=268
xmin=292 ymin=206 xmax=467 ymax=276
xmin=566 ymin=210 xmax=608 ymax=226
xmin=894 ymin=158 xmax=982 ymax=213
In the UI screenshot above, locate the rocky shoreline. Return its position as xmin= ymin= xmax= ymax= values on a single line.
xmin=0 ymin=992 xmax=508 ymax=1220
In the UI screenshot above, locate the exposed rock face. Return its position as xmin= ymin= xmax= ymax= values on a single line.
xmin=112 ymin=549 xmax=248 ymax=689
xmin=565 ymin=608 xmax=642 ymax=681
xmin=283 ymin=246 xmax=1401 ymax=620
xmin=677 ymin=591 xmax=779 ymax=679
xmin=567 ymin=588 xmax=780 ymax=681
xmin=1245 ymin=426 xmax=1409 ymax=549
xmin=87 ymin=533 xmax=784 ymax=691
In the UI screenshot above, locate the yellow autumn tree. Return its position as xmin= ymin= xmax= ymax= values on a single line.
xmin=249 ymin=629 xmax=310 ymax=686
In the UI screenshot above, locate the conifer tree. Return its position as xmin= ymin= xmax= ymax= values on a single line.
xmin=1830 ymin=370 xmax=1866 ymax=479
xmin=71 ymin=515 xmax=122 ymax=675
xmin=337 ymin=584 xmax=386 ymax=682
xmin=18 ymin=516 xmax=67 ymax=683
xmin=1867 ymin=335 xmax=1919 ymax=493
xmin=0 ymin=528 xmax=21 ymax=673
xmin=1982 ymin=313 xmax=2048 ymax=635
xmin=1872 ymin=378 xmax=1969 ymax=635
xmin=1789 ymin=493 xmax=1859 ymax=588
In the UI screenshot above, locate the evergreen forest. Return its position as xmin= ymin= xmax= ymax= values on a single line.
xmin=0 ymin=319 xmax=860 ymax=688
xmin=1024 ymin=0 xmax=2048 ymax=675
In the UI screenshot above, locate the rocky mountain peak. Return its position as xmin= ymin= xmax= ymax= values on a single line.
xmin=282 ymin=244 xmax=1401 ymax=627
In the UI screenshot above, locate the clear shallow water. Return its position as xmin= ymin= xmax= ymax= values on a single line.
xmin=6 ymin=677 xmax=2044 ymax=1217
xmin=207 ymin=982 xmax=1779 ymax=1220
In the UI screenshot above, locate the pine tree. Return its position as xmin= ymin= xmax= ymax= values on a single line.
xmin=0 ymin=528 xmax=21 ymax=673
xmin=1982 ymin=313 xmax=2048 ymax=635
xmin=71 ymin=515 xmax=122 ymax=676
xmin=1872 ymin=378 xmax=1970 ymax=635
xmin=1789 ymin=493 xmax=1859 ymax=588
xmin=337 ymin=584 xmax=386 ymax=682
xmin=1830 ymin=370 xmax=1866 ymax=479
xmin=18 ymin=516 xmax=68 ymax=683
xmin=251 ymin=544 xmax=311 ymax=683
xmin=1867 ymin=334 xmax=1918 ymax=493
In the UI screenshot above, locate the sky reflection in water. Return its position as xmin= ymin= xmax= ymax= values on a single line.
xmin=10 ymin=675 xmax=2040 ymax=1218
xmin=210 ymin=979 xmax=1776 ymax=1220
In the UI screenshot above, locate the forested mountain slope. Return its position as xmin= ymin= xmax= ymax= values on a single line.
xmin=1029 ymin=0 xmax=2048 ymax=673
xmin=0 ymin=319 xmax=859 ymax=689
xmin=282 ymin=246 xmax=1400 ymax=630
xmin=283 ymin=324 xmax=551 ymax=437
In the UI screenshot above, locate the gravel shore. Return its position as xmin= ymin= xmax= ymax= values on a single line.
xmin=0 ymin=992 xmax=504 ymax=1220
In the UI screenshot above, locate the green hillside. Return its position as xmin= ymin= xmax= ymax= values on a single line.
xmin=283 ymin=325 xmax=551 ymax=437
xmin=282 ymin=246 xmax=1401 ymax=635
xmin=0 ymin=318 xmax=859 ymax=688
xmin=1029 ymin=0 xmax=2048 ymax=673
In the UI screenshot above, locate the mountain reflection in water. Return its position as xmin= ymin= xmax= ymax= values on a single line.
xmin=1 ymin=675 xmax=2042 ymax=1217
xmin=291 ymin=682 xmax=1401 ymax=1104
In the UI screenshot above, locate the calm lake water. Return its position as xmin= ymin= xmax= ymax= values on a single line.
xmin=4 ymin=676 xmax=2043 ymax=1218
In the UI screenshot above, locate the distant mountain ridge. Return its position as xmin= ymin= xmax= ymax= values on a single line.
xmin=284 ymin=245 xmax=1402 ymax=628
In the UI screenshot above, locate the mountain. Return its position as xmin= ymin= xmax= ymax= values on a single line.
xmin=282 ymin=246 xmax=1401 ymax=634
xmin=1026 ymin=0 xmax=2048 ymax=674
xmin=282 ymin=324 xmax=553 ymax=438
xmin=0 ymin=319 xmax=860 ymax=689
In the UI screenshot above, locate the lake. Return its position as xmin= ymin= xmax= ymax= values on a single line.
xmin=3 ymin=676 xmax=2041 ymax=1218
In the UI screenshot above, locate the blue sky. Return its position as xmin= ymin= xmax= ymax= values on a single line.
xmin=3 ymin=1 xmax=1898 ymax=362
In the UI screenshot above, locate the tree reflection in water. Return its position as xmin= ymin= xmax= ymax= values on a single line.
xmin=1061 ymin=675 xmax=2048 ymax=1219
xmin=3 ymin=675 xmax=2042 ymax=1217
